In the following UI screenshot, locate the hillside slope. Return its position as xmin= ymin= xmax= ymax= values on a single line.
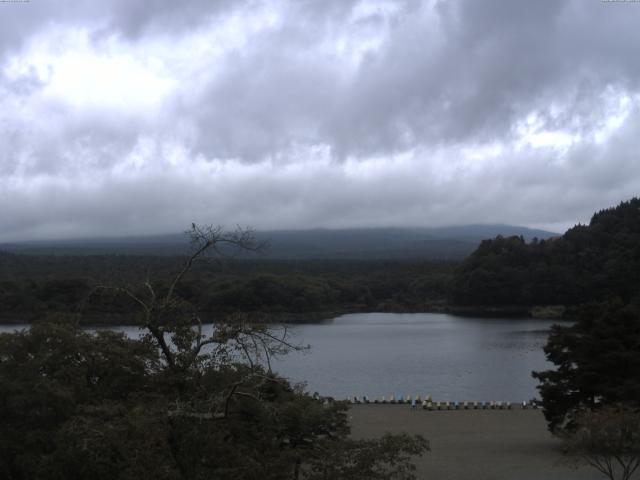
xmin=452 ymin=198 xmax=640 ymax=307
xmin=1 ymin=225 xmax=556 ymax=260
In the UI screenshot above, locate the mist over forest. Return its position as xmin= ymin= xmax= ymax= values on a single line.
xmin=1 ymin=224 xmax=557 ymax=259
xmin=2 ymin=1 xmax=640 ymax=479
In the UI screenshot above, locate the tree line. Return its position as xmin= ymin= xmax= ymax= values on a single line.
xmin=0 ymin=255 xmax=454 ymax=323
xmin=451 ymin=198 xmax=640 ymax=309
xmin=0 ymin=225 xmax=429 ymax=479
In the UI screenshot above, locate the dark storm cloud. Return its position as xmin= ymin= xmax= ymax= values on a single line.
xmin=0 ymin=0 xmax=237 ymax=47
xmin=1 ymin=0 xmax=640 ymax=241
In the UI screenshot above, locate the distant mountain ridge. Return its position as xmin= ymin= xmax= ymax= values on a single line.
xmin=0 ymin=225 xmax=557 ymax=259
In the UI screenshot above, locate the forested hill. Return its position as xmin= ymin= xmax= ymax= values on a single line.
xmin=451 ymin=198 xmax=640 ymax=307
xmin=1 ymin=225 xmax=555 ymax=260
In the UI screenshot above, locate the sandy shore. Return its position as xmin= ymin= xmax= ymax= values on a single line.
xmin=349 ymin=405 xmax=602 ymax=480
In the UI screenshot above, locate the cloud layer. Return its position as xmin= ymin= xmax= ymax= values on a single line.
xmin=1 ymin=0 xmax=640 ymax=241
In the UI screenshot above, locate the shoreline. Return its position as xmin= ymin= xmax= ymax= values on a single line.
xmin=0 ymin=304 xmax=570 ymax=326
xmin=348 ymin=405 xmax=600 ymax=480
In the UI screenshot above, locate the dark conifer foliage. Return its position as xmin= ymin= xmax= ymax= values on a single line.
xmin=532 ymin=301 xmax=640 ymax=432
xmin=452 ymin=198 xmax=640 ymax=307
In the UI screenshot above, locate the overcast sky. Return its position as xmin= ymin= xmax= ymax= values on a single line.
xmin=1 ymin=0 xmax=639 ymax=241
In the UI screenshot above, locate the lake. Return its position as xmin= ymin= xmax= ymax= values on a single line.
xmin=0 ymin=312 xmax=559 ymax=402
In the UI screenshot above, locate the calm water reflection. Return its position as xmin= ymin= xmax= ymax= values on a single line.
xmin=0 ymin=313 xmax=559 ymax=401
xmin=270 ymin=313 xmax=558 ymax=401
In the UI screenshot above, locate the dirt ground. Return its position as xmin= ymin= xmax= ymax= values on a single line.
xmin=348 ymin=405 xmax=604 ymax=480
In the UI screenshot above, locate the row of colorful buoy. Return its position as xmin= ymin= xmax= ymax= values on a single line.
xmin=349 ymin=396 xmax=540 ymax=410
xmin=351 ymin=394 xmax=433 ymax=404
xmin=421 ymin=400 xmax=514 ymax=410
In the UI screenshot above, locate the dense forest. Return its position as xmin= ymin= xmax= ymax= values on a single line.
xmin=2 ymin=202 xmax=640 ymax=477
xmin=451 ymin=198 xmax=640 ymax=310
xmin=0 ymin=255 xmax=454 ymax=324
xmin=0 ymin=225 xmax=429 ymax=479
xmin=2 ymin=198 xmax=639 ymax=323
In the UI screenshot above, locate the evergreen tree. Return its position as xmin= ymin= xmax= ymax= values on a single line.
xmin=533 ymin=301 xmax=640 ymax=432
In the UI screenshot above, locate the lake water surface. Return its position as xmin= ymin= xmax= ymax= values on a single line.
xmin=0 ymin=313 xmax=559 ymax=402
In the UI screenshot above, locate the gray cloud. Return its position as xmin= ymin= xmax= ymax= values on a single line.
xmin=1 ymin=0 xmax=640 ymax=241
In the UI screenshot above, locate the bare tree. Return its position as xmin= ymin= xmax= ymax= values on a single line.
xmin=89 ymin=224 xmax=303 ymax=374
xmin=86 ymin=224 xmax=311 ymax=422
xmin=4 ymin=224 xmax=429 ymax=479
xmin=563 ymin=406 xmax=640 ymax=480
